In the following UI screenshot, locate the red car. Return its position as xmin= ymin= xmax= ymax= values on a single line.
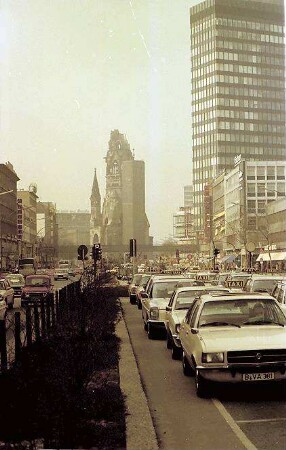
xmin=21 ymin=274 xmax=54 ymax=306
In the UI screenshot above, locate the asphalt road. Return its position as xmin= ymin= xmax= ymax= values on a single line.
xmin=122 ymin=297 xmax=286 ymax=450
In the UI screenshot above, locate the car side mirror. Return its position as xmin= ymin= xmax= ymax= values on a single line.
xmin=141 ymin=292 xmax=148 ymax=299
xmin=166 ymin=306 xmax=172 ymax=311
xmin=191 ymin=328 xmax=199 ymax=334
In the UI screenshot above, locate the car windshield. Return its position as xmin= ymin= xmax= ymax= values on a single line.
xmin=132 ymin=274 xmax=142 ymax=285
xmin=152 ymin=281 xmax=181 ymax=298
xmin=175 ymin=290 xmax=204 ymax=309
xmin=26 ymin=278 xmax=50 ymax=287
xmin=252 ymin=279 xmax=282 ymax=293
xmin=6 ymin=275 xmax=24 ymax=285
xmin=198 ymin=299 xmax=286 ymax=327
xmin=140 ymin=275 xmax=151 ymax=285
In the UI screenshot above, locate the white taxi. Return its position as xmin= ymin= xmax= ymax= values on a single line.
xmin=141 ymin=275 xmax=186 ymax=339
xmin=179 ymin=293 xmax=286 ymax=397
xmin=166 ymin=286 xmax=231 ymax=360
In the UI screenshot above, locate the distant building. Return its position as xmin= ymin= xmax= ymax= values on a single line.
xmin=17 ymin=185 xmax=38 ymax=259
xmin=184 ymin=185 xmax=193 ymax=208
xmin=36 ymin=202 xmax=57 ymax=267
xmin=190 ymin=0 xmax=285 ymax=232
xmin=90 ymin=129 xmax=151 ymax=249
xmin=0 ymin=162 xmax=19 ymax=269
xmin=56 ymin=211 xmax=90 ymax=260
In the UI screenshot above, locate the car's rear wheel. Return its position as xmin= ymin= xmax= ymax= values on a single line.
xmin=147 ymin=323 xmax=157 ymax=339
xmin=182 ymin=351 xmax=193 ymax=376
xmin=195 ymin=369 xmax=210 ymax=398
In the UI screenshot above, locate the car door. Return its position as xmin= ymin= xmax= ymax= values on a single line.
xmin=183 ymin=303 xmax=201 ymax=360
xmin=6 ymin=280 xmax=14 ymax=302
xmin=180 ymin=302 xmax=198 ymax=349
xmin=141 ymin=282 xmax=152 ymax=322
xmin=166 ymin=292 xmax=176 ymax=330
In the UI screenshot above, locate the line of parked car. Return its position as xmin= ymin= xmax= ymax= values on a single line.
xmin=127 ymin=270 xmax=286 ymax=398
xmin=0 ymin=267 xmax=82 ymax=315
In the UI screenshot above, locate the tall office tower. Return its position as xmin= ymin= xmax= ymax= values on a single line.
xmin=190 ymin=0 xmax=285 ymax=231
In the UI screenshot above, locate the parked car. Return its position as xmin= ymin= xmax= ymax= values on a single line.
xmin=5 ymin=273 xmax=25 ymax=298
xmin=0 ymin=278 xmax=14 ymax=309
xmin=135 ymin=273 xmax=152 ymax=309
xmin=244 ymin=275 xmax=286 ymax=294
xmin=179 ymin=293 xmax=286 ymax=398
xmin=129 ymin=274 xmax=143 ymax=304
xmin=165 ymin=286 xmax=231 ymax=360
xmin=141 ymin=275 xmax=187 ymax=339
xmin=68 ymin=268 xmax=76 ymax=277
xmin=21 ymin=274 xmax=54 ymax=306
xmin=271 ymin=281 xmax=286 ymax=314
xmin=54 ymin=268 xmax=69 ymax=280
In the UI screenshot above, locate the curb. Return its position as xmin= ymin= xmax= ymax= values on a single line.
xmin=117 ymin=308 xmax=158 ymax=450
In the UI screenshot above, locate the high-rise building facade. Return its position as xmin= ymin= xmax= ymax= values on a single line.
xmin=190 ymin=0 xmax=285 ymax=231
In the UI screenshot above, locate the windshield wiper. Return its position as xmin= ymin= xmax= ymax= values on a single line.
xmin=200 ymin=321 xmax=241 ymax=328
xmin=242 ymin=320 xmax=285 ymax=327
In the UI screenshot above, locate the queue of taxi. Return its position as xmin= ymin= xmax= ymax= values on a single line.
xmin=127 ymin=269 xmax=286 ymax=398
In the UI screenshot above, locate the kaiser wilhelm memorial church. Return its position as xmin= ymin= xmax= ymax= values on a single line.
xmin=90 ymin=130 xmax=152 ymax=249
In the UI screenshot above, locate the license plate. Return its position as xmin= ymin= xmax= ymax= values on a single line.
xmin=242 ymin=372 xmax=274 ymax=381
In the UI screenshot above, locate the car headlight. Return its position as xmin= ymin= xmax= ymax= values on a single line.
xmin=202 ymin=352 xmax=224 ymax=363
xmin=175 ymin=324 xmax=181 ymax=334
xmin=150 ymin=307 xmax=159 ymax=320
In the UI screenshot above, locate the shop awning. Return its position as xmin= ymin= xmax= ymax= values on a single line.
xmin=256 ymin=252 xmax=286 ymax=262
xmin=220 ymin=255 xmax=236 ymax=264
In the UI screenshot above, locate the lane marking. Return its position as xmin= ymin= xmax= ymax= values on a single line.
xmin=212 ymin=398 xmax=257 ymax=450
xmin=237 ymin=418 xmax=286 ymax=424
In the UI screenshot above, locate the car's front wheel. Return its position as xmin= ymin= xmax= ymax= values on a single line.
xmin=166 ymin=332 xmax=172 ymax=349
xmin=195 ymin=369 xmax=210 ymax=398
xmin=171 ymin=343 xmax=182 ymax=360
xmin=182 ymin=351 xmax=193 ymax=376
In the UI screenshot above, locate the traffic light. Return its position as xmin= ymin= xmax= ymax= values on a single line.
xmin=213 ymin=248 xmax=220 ymax=257
xmin=92 ymin=243 xmax=101 ymax=260
xmin=130 ymin=239 xmax=137 ymax=257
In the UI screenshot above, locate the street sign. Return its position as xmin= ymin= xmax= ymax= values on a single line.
xmin=77 ymin=245 xmax=88 ymax=257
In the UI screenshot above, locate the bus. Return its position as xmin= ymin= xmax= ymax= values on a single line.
xmin=18 ymin=257 xmax=37 ymax=277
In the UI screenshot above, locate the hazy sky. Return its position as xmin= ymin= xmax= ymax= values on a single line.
xmin=1 ymin=0 xmax=199 ymax=243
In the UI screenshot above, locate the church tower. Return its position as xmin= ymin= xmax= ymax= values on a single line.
xmin=101 ymin=130 xmax=133 ymax=245
xmin=90 ymin=168 xmax=102 ymax=244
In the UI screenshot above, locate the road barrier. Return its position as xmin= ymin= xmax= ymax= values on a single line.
xmin=0 ymin=281 xmax=81 ymax=372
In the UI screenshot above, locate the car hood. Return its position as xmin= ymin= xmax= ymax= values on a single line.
xmin=172 ymin=310 xmax=189 ymax=324
xmin=199 ymin=327 xmax=286 ymax=352
xmin=150 ymin=298 xmax=170 ymax=309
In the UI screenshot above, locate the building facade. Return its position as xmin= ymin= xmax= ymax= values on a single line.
xmin=224 ymin=159 xmax=286 ymax=265
xmin=190 ymin=0 xmax=285 ymax=232
xmin=0 ymin=162 xmax=19 ymax=270
xmin=17 ymin=185 xmax=38 ymax=259
xmin=36 ymin=201 xmax=57 ymax=267
xmin=56 ymin=211 xmax=90 ymax=261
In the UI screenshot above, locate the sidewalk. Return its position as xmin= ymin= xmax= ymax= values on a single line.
xmin=117 ymin=310 xmax=158 ymax=450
